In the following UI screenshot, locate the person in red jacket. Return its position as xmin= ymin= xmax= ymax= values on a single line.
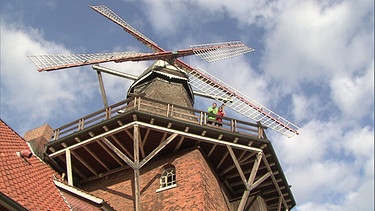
xmin=216 ymin=106 xmax=225 ymax=127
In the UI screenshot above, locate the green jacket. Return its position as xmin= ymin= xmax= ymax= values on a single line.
xmin=207 ymin=106 xmax=218 ymax=120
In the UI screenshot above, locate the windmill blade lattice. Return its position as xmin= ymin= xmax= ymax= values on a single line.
xmin=188 ymin=67 xmax=300 ymax=137
xmin=90 ymin=5 xmax=162 ymax=53
xmin=28 ymin=52 xmax=146 ymax=72
xmin=191 ymin=41 xmax=254 ymax=63
xmin=90 ymin=5 xmax=255 ymax=63
xmin=29 ymin=42 xmax=254 ymax=72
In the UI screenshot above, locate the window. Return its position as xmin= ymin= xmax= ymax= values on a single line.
xmin=156 ymin=166 xmax=176 ymax=192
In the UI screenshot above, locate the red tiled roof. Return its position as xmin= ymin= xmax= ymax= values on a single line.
xmin=55 ymin=180 xmax=113 ymax=211
xmin=0 ymin=119 xmax=70 ymax=210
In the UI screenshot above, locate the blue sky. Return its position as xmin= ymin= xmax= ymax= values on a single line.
xmin=1 ymin=0 xmax=374 ymax=210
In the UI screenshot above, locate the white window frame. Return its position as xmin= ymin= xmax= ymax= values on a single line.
xmin=156 ymin=167 xmax=177 ymax=192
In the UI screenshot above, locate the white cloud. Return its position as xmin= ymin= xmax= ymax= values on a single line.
xmin=291 ymin=94 xmax=320 ymax=123
xmin=272 ymin=111 xmax=373 ymax=210
xmin=261 ymin=0 xmax=374 ymax=90
xmin=342 ymin=126 xmax=374 ymax=175
xmin=330 ymin=62 xmax=374 ymax=121
xmin=138 ymin=0 xmax=281 ymax=39
xmin=295 ymin=173 xmax=374 ymax=211
xmin=289 ymin=160 xmax=359 ymax=202
xmin=342 ymin=178 xmax=374 ymax=211
xmin=258 ymin=2 xmax=374 ymax=208
xmin=274 ymin=120 xmax=338 ymax=166
xmin=0 ymin=21 xmax=99 ymax=134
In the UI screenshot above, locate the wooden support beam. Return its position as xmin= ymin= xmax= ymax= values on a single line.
xmin=278 ymin=195 xmax=283 ymax=211
xmin=249 ymin=172 xmax=271 ymax=191
xmin=159 ymin=123 xmax=173 ymax=144
xmin=133 ymin=125 xmax=141 ymax=211
xmin=207 ymin=134 xmax=223 ymax=157
xmin=49 ymin=122 xmax=137 ymax=157
xmin=87 ymin=131 xmax=125 ymax=167
xmin=248 ymin=152 xmax=262 ymax=188
xmin=237 ymin=140 xmax=254 ymax=161
xmin=262 ymin=153 xmax=289 ymax=210
xmin=221 ymin=147 xmax=266 ymax=176
xmin=57 ymin=155 xmax=86 ymax=179
xmin=174 ymin=127 xmax=189 ymax=152
xmin=101 ymin=138 xmax=136 ymax=169
xmin=139 ymin=133 xmax=178 ymax=168
xmin=137 ymin=130 xmax=145 ymax=159
xmin=66 ymin=149 xmax=73 ymax=186
xmin=216 ymin=137 xmax=238 ymax=169
xmin=237 ymin=189 xmax=250 ymax=211
xmin=98 ymin=138 xmax=126 ymax=166
xmin=96 ymin=70 xmax=109 ymax=110
xmin=237 ymin=152 xmax=264 ymax=211
xmin=208 ymin=144 xmax=218 ymax=157
xmin=75 ymin=137 xmax=110 ymax=171
xmin=136 ymin=121 xmax=262 ymax=153
xmin=103 ymin=126 xmax=134 ymax=159
xmin=141 ymin=128 xmax=151 ymax=157
xmin=124 ymin=128 xmax=134 ymax=140
xmin=61 ymin=142 xmax=98 ymax=176
xmin=226 ymin=145 xmax=248 ymax=190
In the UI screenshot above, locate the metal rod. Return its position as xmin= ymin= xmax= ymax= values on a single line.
xmin=96 ymin=70 xmax=109 ymax=109
xmin=93 ymin=64 xmax=138 ymax=80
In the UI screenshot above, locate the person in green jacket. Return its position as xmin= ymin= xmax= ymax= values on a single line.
xmin=207 ymin=102 xmax=218 ymax=124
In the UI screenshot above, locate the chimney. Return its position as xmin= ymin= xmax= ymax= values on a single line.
xmin=23 ymin=124 xmax=53 ymax=159
xmin=16 ymin=150 xmax=33 ymax=158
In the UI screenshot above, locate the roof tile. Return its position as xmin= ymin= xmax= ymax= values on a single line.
xmin=0 ymin=119 xmax=70 ymax=210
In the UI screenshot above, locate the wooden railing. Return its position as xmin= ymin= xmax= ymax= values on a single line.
xmin=52 ymin=96 xmax=267 ymax=141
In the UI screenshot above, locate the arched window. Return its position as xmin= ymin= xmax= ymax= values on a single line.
xmin=157 ymin=166 xmax=176 ymax=192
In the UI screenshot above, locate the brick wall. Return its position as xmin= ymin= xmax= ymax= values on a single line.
xmin=23 ymin=124 xmax=53 ymax=158
xmin=82 ymin=149 xmax=230 ymax=210
xmin=23 ymin=124 xmax=53 ymax=142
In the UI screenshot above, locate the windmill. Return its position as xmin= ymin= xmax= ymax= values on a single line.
xmin=28 ymin=4 xmax=299 ymax=138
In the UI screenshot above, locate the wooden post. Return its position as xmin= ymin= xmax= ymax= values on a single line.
xmin=106 ymin=107 xmax=112 ymax=120
xmin=134 ymin=125 xmax=141 ymax=211
xmin=166 ymin=104 xmax=170 ymax=117
xmin=199 ymin=112 xmax=203 ymax=125
xmin=96 ymin=70 xmax=109 ymax=110
xmin=54 ymin=129 xmax=59 ymax=141
xmin=137 ymin=97 xmax=141 ymax=110
xmin=66 ymin=149 xmax=73 ymax=186
xmin=133 ymin=97 xmax=137 ymax=109
xmin=257 ymin=122 xmax=263 ymax=139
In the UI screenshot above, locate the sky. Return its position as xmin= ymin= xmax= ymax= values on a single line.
xmin=0 ymin=0 xmax=374 ymax=210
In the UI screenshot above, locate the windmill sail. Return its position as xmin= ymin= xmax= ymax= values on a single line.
xmin=29 ymin=42 xmax=253 ymax=72
xmin=28 ymin=52 xmax=145 ymax=72
xmin=90 ymin=5 xmax=255 ymax=62
xmin=90 ymin=5 xmax=162 ymax=53
xmin=188 ymin=67 xmax=300 ymax=137
xmin=28 ymin=4 xmax=300 ymax=137
xmin=191 ymin=41 xmax=254 ymax=62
